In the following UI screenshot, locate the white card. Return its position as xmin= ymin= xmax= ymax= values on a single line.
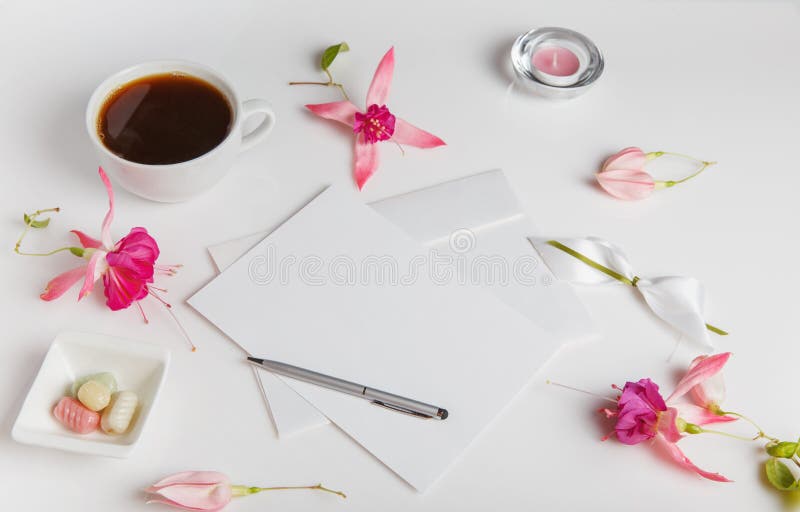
xmin=189 ymin=185 xmax=560 ymax=491
xmin=207 ymin=170 xmax=595 ymax=439
xmin=209 ymin=231 xmax=331 ymax=437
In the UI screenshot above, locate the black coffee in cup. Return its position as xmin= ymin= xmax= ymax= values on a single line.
xmin=97 ymin=73 xmax=232 ymax=165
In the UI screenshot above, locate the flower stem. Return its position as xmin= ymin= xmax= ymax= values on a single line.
xmin=718 ymin=410 xmax=780 ymax=443
xmin=696 ymin=426 xmax=759 ymax=442
xmin=289 ymin=69 xmax=350 ymax=101
xmin=655 ymin=161 xmax=716 ymax=189
xmin=231 ymin=484 xmax=346 ymax=499
xmin=15 ymin=207 xmax=84 ymax=257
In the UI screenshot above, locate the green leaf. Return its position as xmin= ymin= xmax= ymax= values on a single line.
xmin=767 ymin=442 xmax=799 ymax=459
xmin=320 ymin=42 xmax=349 ymax=71
xmin=24 ymin=213 xmax=50 ymax=229
xmin=766 ymin=458 xmax=797 ymax=491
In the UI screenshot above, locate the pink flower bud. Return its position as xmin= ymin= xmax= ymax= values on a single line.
xmin=595 ymin=147 xmax=655 ymax=200
xmin=146 ymin=471 xmax=232 ymax=511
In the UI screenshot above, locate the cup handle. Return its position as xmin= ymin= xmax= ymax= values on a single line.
xmin=240 ymin=99 xmax=276 ymax=152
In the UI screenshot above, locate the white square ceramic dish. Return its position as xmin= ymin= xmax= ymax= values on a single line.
xmin=12 ymin=331 xmax=170 ymax=457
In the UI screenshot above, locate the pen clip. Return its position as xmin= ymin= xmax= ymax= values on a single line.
xmin=370 ymin=400 xmax=433 ymax=419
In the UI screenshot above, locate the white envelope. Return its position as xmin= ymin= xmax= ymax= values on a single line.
xmin=189 ymin=185 xmax=568 ymax=491
xmin=207 ymin=170 xmax=595 ymax=438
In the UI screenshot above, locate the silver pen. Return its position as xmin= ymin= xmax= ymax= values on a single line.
xmin=247 ymin=357 xmax=448 ymax=420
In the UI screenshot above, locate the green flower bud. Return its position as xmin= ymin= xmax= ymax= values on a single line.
xmin=677 ymin=418 xmax=703 ymax=434
xmin=767 ymin=441 xmax=799 ymax=459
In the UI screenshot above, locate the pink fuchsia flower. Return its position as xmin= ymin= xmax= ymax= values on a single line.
xmin=145 ymin=471 xmax=346 ymax=511
xmin=24 ymin=168 xmax=194 ymax=350
xmin=595 ymin=146 xmax=716 ymax=201
xmin=306 ymin=47 xmax=445 ymax=189
xmin=612 ymin=378 xmax=667 ymax=445
xmin=39 ymin=168 xmax=179 ymax=316
xmin=602 ymin=353 xmax=734 ymax=482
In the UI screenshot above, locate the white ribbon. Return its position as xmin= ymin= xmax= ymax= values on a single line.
xmin=532 ymin=237 xmax=725 ymax=348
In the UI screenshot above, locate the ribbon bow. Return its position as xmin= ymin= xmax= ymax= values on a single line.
xmin=533 ymin=237 xmax=726 ymax=348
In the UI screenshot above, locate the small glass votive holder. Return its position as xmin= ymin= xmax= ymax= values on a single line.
xmin=511 ymin=27 xmax=604 ymax=100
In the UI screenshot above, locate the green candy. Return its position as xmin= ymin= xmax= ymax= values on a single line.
xmin=71 ymin=372 xmax=118 ymax=397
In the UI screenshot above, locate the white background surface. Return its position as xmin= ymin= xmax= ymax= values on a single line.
xmin=1 ymin=1 xmax=799 ymax=510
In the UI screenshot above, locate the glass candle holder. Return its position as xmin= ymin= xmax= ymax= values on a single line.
xmin=511 ymin=27 xmax=604 ymax=99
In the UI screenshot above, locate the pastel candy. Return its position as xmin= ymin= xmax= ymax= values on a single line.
xmin=53 ymin=397 xmax=100 ymax=434
xmin=101 ymin=391 xmax=138 ymax=434
xmin=77 ymin=380 xmax=111 ymax=411
xmin=71 ymin=372 xmax=118 ymax=396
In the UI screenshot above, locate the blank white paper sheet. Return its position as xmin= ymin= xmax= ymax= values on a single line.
xmin=189 ymin=186 xmax=557 ymax=491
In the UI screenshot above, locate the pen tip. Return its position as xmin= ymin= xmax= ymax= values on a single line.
xmin=246 ymin=356 xmax=261 ymax=363
xmin=437 ymin=408 xmax=448 ymax=420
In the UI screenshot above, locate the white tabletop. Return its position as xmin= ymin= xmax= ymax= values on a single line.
xmin=1 ymin=1 xmax=799 ymax=510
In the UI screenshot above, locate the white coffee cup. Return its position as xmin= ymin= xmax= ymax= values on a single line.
xmin=86 ymin=60 xmax=275 ymax=202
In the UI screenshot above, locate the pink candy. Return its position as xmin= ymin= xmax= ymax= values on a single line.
xmin=53 ymin=397 xmax=100 ymax=434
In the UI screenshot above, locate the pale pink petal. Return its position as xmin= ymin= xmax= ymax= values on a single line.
xmin=98 ymin=167 xmax=114 ymax=249
xmin=653 ymin=434 xmax=731 ymax=482
xmin=354 ymin=135 xmax=379 ymax=190
xmin=70 ymin=230 xmax=101 ymax=249
xmin=40 ymin=266 xmax=87 ymax=301
xmin=151 ymin=484 xmax=231 ymax=511
xmin=366 ymin=47 xmax=395 ymax=106
xmin=667 ymin=352 xmax=731 ymax=403
xmin=657 ymin=407 xmax=682 ymax=443
xmin=675 ymin=403 xmax=737 ymax=426
xmin=78 ymin=250 xmax=107 ymax=300
xmin=601 ymin=147 xmax=647 ymax=172
xmin=305 ymin=101 xmax=359 ymax=127
xmin=595 ymin=169 xmax=655 ymax=200
xmin=146 ymin=472 xmax=229 ymax=492
xmin=688 ymin=355 xmax=727 ymax=408
xmin=392 ymin=119 xmax=446 ymax=148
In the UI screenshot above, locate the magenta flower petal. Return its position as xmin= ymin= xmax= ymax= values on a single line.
xmin=111 ymin=227 xmax=160 ymax=264
xmin=98 ymin=167 xmax=114 ymax=249
xmin=595 ymin=169 xmax=655 ymax=200
xmin=103 ymin=265 xmax=150 ymax=311
xmin=40 ymin=266 xmax=87 ymax=301
xmin=615 ymin=407 xmax=658 ymax=445
xmin=354 ymin=135 xmax=379 ymax=190
xmin=305 ymin=101 xmax=359 ymax=127
xmin=667 ymin=352 xmax=731 ymax=402
xmin=354 ymin=104 xmax=396 ymax=143
xmin=70 ymin=230 xmax=102 ymax=249
xmin=653 ymin=433 xmax=731 ymax=482
xmin=614 ymin=378 xmax=667 ymax=445
xmin=102 ymin=227 xmax=159 ymax=310
xmin=393 ymin=119 xmax=446 ymax=148
xmin=366 ymin=47 xmax=394 ymax=106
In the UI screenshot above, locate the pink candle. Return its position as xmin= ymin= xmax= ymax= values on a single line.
xmin=531 ymin=46 xmax=580 ymax=77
